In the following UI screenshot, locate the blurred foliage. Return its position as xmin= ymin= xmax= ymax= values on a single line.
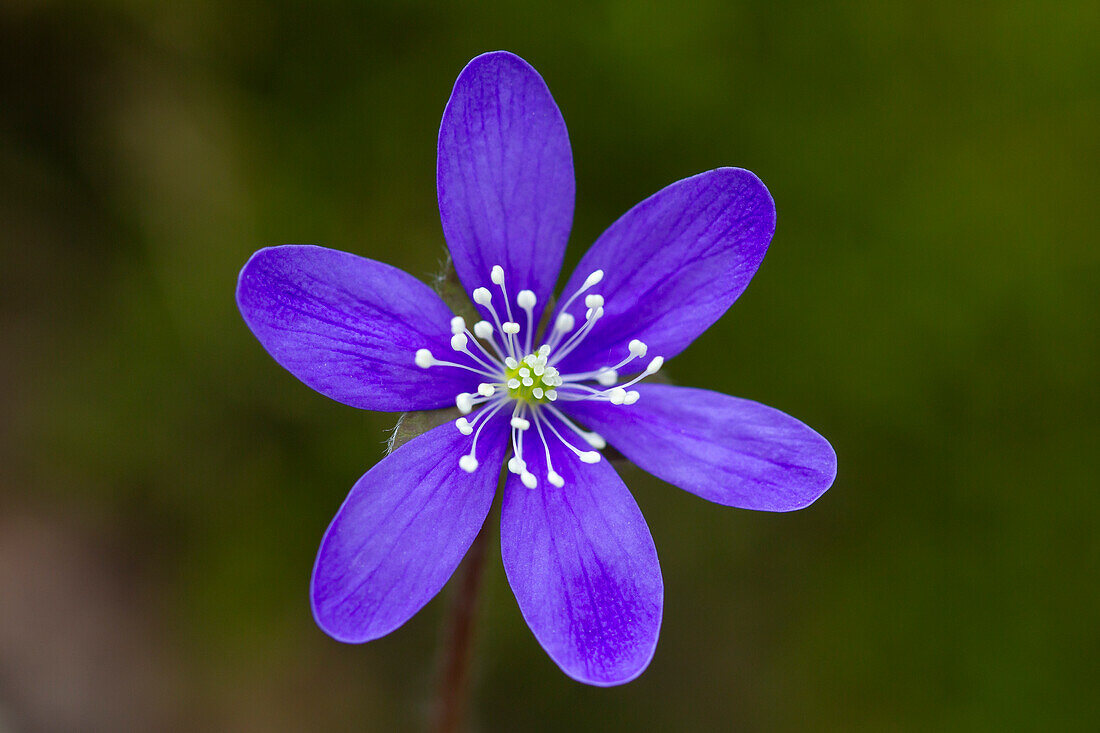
xmin=1 ymin=0 xmax=1098 ymax=731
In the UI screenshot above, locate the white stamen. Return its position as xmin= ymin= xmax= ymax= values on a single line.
xmin=583 ymin=270 xmax=604 ymax=289
xmin=462 ymin=398 xmax=509 ymax=472
xmin=545 ymin=404 xmax=606 ymax=450
xmin=414 ymin=265 xmax=665 ymax=487
xmin=538 ymin=409 xmax=602 ymax=466
xmin=517 ymin=289 xmax=537 ymax=353
xmin=517 ymin=290 xmax=536 ymax=309
xmin=549 ymin=305 xmax=604 ymax=365
xmin=473 ymin=320 xmax=494 ymax=340
xmin=545 ymin=270 xmax=604 ymax=350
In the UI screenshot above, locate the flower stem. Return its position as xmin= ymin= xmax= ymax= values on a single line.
xmin=432 ymin=517 xmax=490 ymax=733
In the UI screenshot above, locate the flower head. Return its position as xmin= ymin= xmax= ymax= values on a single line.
xmin=237 ymin=51 xmax=836 ymax=686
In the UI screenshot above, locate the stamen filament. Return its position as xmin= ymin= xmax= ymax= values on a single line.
xmin=416 ymin=349 xmax=500 ymax=380
xmin=530 ymin=410 xmax=565 ymax=488
xmin=539 ymin=410 xmax=601 ymax=464
xmin=459 ymin=398 xmax=509 ymax=473
xmin=548 ymin=306 xmax=603 ymax=365
xmin=544 ymin=404 xmax=606 ymax=449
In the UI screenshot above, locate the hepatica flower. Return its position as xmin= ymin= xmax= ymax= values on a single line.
xmin=237 ymin=51 xmax=836 ymax=686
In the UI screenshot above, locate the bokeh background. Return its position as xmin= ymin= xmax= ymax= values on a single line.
xmin=2 ymin=1 xmax=1098 ymax=731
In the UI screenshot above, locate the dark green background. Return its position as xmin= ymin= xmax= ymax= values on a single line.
xmin=3 ymin=1 xmax=1097 ymax=731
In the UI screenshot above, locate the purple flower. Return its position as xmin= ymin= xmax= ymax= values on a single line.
xmin=236 ymin=51 xmax=836 ymax=686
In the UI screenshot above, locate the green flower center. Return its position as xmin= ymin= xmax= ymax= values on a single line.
xmin=504 ymin=348 xmax=562 ymax=404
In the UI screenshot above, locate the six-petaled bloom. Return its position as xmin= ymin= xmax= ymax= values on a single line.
xmin=236 ymin=51 xmax=836 ymax=686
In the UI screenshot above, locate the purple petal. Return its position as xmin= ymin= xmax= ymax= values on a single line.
xmin=237 ymin=245 xmax=478 ymax=412
xmin=500 ymin=431 xmax=662 ymax=686
xmin=311 ymin=411 xmax=509 ymax=642
xmin=437 ymin=51 xmax=574 ymax=325
xmin=552 ymin=168 xmax=775 ymax=373
xmin=565 ymin=384 xmax=836 ymax=511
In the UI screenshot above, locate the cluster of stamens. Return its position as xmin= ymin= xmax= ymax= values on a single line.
xmin=414 ymin=265 xmax=663 ymax=489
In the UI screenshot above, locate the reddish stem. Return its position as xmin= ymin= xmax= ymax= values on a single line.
xmin=432 ymin=520 xmax=489 ymax=733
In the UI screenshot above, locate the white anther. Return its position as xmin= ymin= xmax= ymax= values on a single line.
xmin=459 ymin=454 xmax=479 ymax=473
xmin=584 ymin=432 xmax=607 ymax=449
xmin=545 ymin=389 xmax=558 ymax=401
xmin=415 ymin=349 xmax=434 ymax=368
xmin=456 ymin=418 xmax=473 ymax=435
xmin=584 ymin=294 xmax=604 ymax=309
xmin=507 ymin=378 xmax=521 ymax=390
xmin=508 ymin=457 xmax=526 ymax=474
xmin=583 ymin=270 xmax=604 ymax=289
xmin=538 ymin=345 xmax=551 ymax=357
xmin=504 ymin=357 xmax=519 ymax=369
xmin=578 ymin=451 xmax=601 ymax=464
xmin=472 ymin=287 xmax=492 ymax=305
xmin=511 ymin=417 xmax=531 ymax=430
xmin=490 ymin=265 xmax=505 ymax=285
xmin=521 ymin=376 xmax=534 ymax=387
xmin=532 ymin=387 xmax=544 ymax=399
xmin=532 ymin=363 xmax=545 ymax=376
xmin=624 ymin=390 xmax=640 ymax=405
xmin=596 ymin=369 xmax=618 ymax=386
xmin=450 ymin=316 xmax=466 ymax=335
xmin=477 ymin=383 xmax=496 ymax=397
xmin=502 ymin=321 xmax=521 ymax=335
xmin=450 ymin=332 xmax=469 ymax=351
xmin=473 ymin=320 xmax=494 ymax=339
xmin=518 ymin=367 xmax=530 ymax=378
xmin=628 ymin=339 xmax=648 ymax=357
xmin=547 ymin=471 xmax=565 ymax=488
xmin=521 ymin=471 xmax=538 ymax=489
xmin=646 ymin=356 xmax=664 ymax=374
xmin=609 ymin=387 xmax=627 ymax=405
xmin=517 ymin=290 xmax=537 ymax=309
xmin=456 ymin=393 xmax=474 ymax=414
xmin=554 ymin=313 xmax=575 ymax=333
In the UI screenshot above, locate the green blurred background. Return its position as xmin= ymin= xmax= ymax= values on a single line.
xmin=2 ymin=1 xmax=1097 ymax=730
